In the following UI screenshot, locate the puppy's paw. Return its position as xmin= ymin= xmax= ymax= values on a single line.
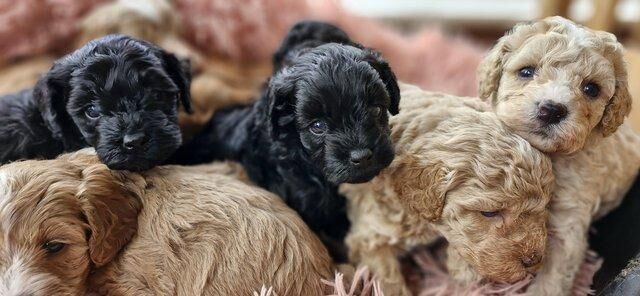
xmin=446 ymin=248 xmax=482 ymax=285
xmin=525 ymin=274 xmax=571 ymax=296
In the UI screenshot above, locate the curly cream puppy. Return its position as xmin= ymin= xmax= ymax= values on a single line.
xmin=478 ymin=16 xmax=640 ymax=295
xmin=0 ymin=150 xmax=333 ymax=296
xmin=343 ymin=84 xmax=555 ymax=296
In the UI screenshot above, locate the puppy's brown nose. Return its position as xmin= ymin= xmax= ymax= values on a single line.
xmin=521 ymin=252 xmax=542 ymax=268
xmin=350 ymin=149 xmax=373 ymax=165
xmin=123 ymin=133 xmax=147 ymax=150
xmin=537 ymin=101 xmax=568 ymax=124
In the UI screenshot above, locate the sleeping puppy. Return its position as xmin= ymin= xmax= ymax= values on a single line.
xmin=0 ymin=150 xmax=333 ymax=295
xmin=343 ymin=84 xmax=554 ymax=296
xmin=170 ymin=21 xmax=400 ymax=261
xmin=477 ymin=17 xmax=640 ymax=295
xmin=0 ymin=34 xmax=192 ymax=171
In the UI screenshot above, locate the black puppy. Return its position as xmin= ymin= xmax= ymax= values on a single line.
xmin=171 ymin=21 xmax=400 ymax=261
xmin=0 ymin=34 xmax=191 ymax=171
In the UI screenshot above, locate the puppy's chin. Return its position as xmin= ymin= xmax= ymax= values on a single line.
xmin=96 ymin=138 xmax=181 ymax=172
xmin=512 ymin=124 xmax=587 ymax=155
xmin=101 ymin=153 xmax=158 ymax=171
xmin=467 ymin=252 xmax=534 ymax=284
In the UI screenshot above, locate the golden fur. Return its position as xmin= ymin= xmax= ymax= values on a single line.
xmin=0 ymin=150 xmax=333 ymax=296
xmin=343 ymin=83 xmax=555 ymax=296
xmin=478 ymin=16 xmax=631 ymax=153
xmin=478 ymin=17 xmax=640 ymax=295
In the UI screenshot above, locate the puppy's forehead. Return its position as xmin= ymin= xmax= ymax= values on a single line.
xmin=298 ymin=61 xmax=387 ymax=114
xmin=76 ymin=52 xmax=175 ymax=100
xmin=0 ymin=165 xmax=81 ymax=239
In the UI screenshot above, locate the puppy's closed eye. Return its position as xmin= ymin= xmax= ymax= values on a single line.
xmin=42 ymin=241 xmax=66 ymax=254
xmin=480 ymin=210 xmax=501 ymax=218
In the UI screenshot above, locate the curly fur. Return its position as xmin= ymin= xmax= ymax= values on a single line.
xmin=478 ymin=16 xmax=632 ymax=153
xmin=0 ymin=149 xmax=334 ymax=295
xmin=343 ymin=84 xmax=555 ymax=296
xmin=0 ymin=34 xmax=192 ymax=171
xmin=170 ymin=22 xmax=400 ymax=261
xmin=477 ymin=17 xmax=640 ymax=295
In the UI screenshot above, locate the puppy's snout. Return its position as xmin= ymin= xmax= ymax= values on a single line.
xmin=521 ymin=252 xmax=542 ymax=269
xmin=349 ymin=149 xmax=373 ymax=165
xmin=122 ymin=132 xmax=147 ymax=151
xmin=536 ymin=101 xmax=568 ymax=125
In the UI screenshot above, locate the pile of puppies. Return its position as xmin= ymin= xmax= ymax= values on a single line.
xmin=0 ymin=16 xmax=638 ymax=296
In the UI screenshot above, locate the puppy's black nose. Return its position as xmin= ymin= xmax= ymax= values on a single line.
xmin=350 ymin=149 xmax=373 ymax=165
xmin=537 ymin=101 xmax=568 ymax=124
xmin=521 ymin=252 xmax=542 ymax=268
xmin=122 ymin=133 xmax=147 ymax=150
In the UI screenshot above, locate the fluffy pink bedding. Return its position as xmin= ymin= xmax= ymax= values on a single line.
xmin=0 ymin=0 xmax=107 ymax=64
xmin=321 ymin=247 xmax=601 ymax=296
xmin=174 ymin=0 xmax=484 ymax=96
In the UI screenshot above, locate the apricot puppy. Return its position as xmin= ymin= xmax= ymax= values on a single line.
xmin=343 ymin=84 xmax=554 ymax=296
xmin=0 ymin=150 xmax=333 ymax=296
xmin=478 ymin=16 xmax=640 ymax=295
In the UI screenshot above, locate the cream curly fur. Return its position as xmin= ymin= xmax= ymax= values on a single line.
xmin=478 ymin=16 xmax=640 ymax=295
xmin=343 ymin=84 xmax=555 ymax=296
xmin=0 ymin=150 xmax=333 ymax=296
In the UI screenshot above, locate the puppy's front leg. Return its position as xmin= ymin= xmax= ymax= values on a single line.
xmin=526 ymin=194 xmax=592 ymax=296
xmin=446 ymin=247 xmax=482 ymax=284
xmin=348 ymin=240 xmax=411 ymax=296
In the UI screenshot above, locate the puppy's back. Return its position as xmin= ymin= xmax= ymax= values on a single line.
xmin=0 ymin=89 xmax=62 ymax=162
xmin=91 ymin=163 xmax=334 ymax=295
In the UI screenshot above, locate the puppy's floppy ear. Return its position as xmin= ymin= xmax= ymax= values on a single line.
xmin=160 ymin=51 xmax=193 ymax=114
xmin=34 ymin=62 xmax=79 ymax=145
xmin=264 ymin=71 xmax=299 ymax=140
xmin=597 ymin=32 xmax=632 ymax=136
xmin=478 ymin=20 xmax=546 ymax=103
xmin=477 ymin=41 xmax=505 ymax=103
xmin=362 ymin=49 xmax=401 ymax=115
xmin=388 ymin=155 xmax=454 ymax=222
xmin=74 ymin=155 xmax=141 ymax=267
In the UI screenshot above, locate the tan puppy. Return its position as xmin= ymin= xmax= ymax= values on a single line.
xmin=343 ymin=84 xmax=555 ymax=296
xmin=478 ymin=16 xmax=640 ymax=295
xmin=0 ymin=150 xmax=333 ymax=296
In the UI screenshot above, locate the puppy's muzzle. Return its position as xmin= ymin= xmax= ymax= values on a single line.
xmin=521 ymin=251 xmax=542 ymax=269
xmin=536 ymin=101 xmax=568 ymax=125
xmin=349 ymin=148 xmax=373 ymax=166
xmin=122 ymin=132 xmax=148 ymax=151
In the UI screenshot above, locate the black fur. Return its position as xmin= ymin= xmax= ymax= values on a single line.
xmin=170 ymin=21 xmax=400 ymax=261
xmin=272 ymin=20 xmax=353 ymax=72
xmin=0 ymin=34 xmax=192 ymax=171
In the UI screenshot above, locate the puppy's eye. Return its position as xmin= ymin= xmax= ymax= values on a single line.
xmin=582 ymin=82 xmax=600 ymax=98
xmin=371 ymin=106 xmax=382 ymax=117
xmin=309 ymin=120 xmax=328 ymax=135
xmin=480 ymin=211 xmax=500 ymax=218
xmin=85 ymin=106 xmax=100 ymax=119
xmin=517 ymin=66 xmax=535 ymax=79
xmin=42 ymin=241 xmax=65 ymax=254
